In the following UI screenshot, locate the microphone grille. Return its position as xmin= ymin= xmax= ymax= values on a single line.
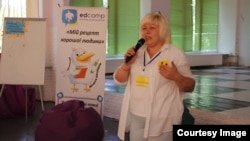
xmin=139 ymin=38 xmax=145 ymax=44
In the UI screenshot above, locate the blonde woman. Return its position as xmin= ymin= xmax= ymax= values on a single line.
xmin=114 ymin=11 xmax=195 ymax=141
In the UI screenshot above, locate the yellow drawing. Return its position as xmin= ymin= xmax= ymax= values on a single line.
xmin=158 ymin=60 xmax=170 ymax=67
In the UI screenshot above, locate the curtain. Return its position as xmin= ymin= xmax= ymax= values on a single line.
xmin=26 ymin=0 xmax=39 ymax=17
xmin=170 ymin=0 xmax=219 ymax=52
xmin=107 ymin=0 xmax=140 ymax=55
xmin=0 ymin=0 xmax=39 ymax=52
xmin=70 ymin=0 xmax=103 ymax=7
xmin=196 ymin=0 xmax=219 ymax=51
xmin=70 ymin=0 xmax=140 ymax=55
xmin=170 ymin=0 xmax=193 ymax=51
xmin=0 ymin=0 xmax=25 ymax=52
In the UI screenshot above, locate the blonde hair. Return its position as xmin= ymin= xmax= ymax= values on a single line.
xmin=140 ymin=11 xmax=171 ymax=44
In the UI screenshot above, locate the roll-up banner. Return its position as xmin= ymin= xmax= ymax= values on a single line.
xmin=56 ymin=6 xmax=107 ymax=116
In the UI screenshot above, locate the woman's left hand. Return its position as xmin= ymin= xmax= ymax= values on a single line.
xmin=159 ymin=61 xmax=179 ymax=80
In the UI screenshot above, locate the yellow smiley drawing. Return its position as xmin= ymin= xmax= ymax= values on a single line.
xmin=158 ymin=60 xmax=170 ymax=67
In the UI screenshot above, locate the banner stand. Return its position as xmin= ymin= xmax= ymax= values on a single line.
xmin=55 ymin=6 xmax=108 ymax=116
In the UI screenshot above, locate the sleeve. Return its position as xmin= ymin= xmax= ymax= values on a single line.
xmin=173 ymin=47 xmax=194 ymax=79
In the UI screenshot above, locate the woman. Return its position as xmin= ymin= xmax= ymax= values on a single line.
xmin=113 ymin=11 xmax=195 ymax=141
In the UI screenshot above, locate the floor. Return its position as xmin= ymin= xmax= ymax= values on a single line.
xmin=0 ymin=66 xmax=250 ymax=141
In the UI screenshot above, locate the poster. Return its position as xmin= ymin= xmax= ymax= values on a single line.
xmin=56 ymin=6 xmax=107 ymax=116
xmin=0 ymin=18 xmax=46 ymax=85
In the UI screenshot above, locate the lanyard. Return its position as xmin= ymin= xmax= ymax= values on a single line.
xmin=143 ymin=51 xmax=161 ymax=71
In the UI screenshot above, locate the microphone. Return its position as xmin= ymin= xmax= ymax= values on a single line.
xmin=125 ymin=38 xmax=145 ymax=63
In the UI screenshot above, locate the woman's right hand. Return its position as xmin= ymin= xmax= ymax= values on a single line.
xmin=124 ymin=46 xmax=138 ymax=65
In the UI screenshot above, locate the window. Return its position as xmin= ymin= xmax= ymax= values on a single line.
xmin=0 ymin=0 xmax=26 ymax=52
xmin=71 ymin=0 xmax=218 ymax=54
xmin=106 ymin=0 xmax=140 ymax=55
xmin=71 ymin=0 xmax=140 ymax=56
xmin=170 ymin=0 xmax=219 ymax=52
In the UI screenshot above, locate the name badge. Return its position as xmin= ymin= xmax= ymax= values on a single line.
xmin=135 ymin=75 xmax=149 ymax=87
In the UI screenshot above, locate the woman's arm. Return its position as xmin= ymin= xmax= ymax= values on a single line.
xmin=113 ymin=63 xmax=131 ymax=83
xmin=114 ymin=46 xmax=139 ymax=83
xmin=172 ymin=72 xmax=195 ymax=92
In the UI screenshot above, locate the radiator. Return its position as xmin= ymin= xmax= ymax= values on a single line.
xmin=105 ymin=53 xmax=223 ymax=74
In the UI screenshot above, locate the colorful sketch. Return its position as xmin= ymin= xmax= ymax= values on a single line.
xmin=63 ymin=48 xmax=101 ymax=93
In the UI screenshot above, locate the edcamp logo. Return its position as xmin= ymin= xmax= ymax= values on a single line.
xmin=79 ymin=12 xmax=105 ymax=21
xmin=62 ymin=9 xmax=77 ymax=25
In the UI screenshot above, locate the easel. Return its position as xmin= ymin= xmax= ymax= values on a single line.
xmin=0 ymin=18 xmax=47 ymax=121
xmin=0 ymin=84 xmax=44 ymax=120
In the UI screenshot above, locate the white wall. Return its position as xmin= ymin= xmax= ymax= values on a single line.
xmin=140 ymin=0 xmax=170 ymax=19
xmin=41 ymin=0 xmax=67 ymax=101
xmin=218 ymin=0 xmax=250 ymax=66
xmin=140 ymin=0 xmax=151 ymax=19
xmin=151 ymin=0 xmax=170 ymax=18
xmin=218 ymin=0 xmax=238 ymax=55
xmin=238 ymin=0 xmax=250 ymax=66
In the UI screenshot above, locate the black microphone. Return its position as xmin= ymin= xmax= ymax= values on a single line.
xmin=125 ymin=38 xmax=145 ymax=63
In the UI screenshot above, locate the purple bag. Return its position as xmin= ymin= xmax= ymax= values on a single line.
xmin=0 ymin=85 xmax=36 ymax=119
xmin=35 ymin=100 xmax=104 ymax=141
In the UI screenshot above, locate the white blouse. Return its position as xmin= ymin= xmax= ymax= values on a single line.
xmin=114 ymin=44 xmax=194 ymax=140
